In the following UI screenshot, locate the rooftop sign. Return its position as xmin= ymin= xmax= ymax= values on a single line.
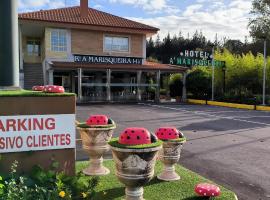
xmin=170 ymin=50 xmax=225 ymax=67
xmin=74 ymin=55 xmax=143 ymax=65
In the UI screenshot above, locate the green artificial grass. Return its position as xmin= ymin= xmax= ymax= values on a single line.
xmin=0 ymin=90 xmax=75 ymax=97
xmin=77 ymin=119 xmax=116 ymax=129
xmin=76 ymin=160 xmax=237 ymax=200
xmin=162 ymin=137 xmax=187 ymax=143
xmin=109 ymin=137 xmax=163 ymax=149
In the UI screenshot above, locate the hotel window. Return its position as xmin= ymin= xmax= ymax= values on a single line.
xmin=27 ymin=39 xmax=40 ymax=56
xmin=104 ymin=36 xmax=129 ymax=52
xmin=51 ymin=29 xmax=67 ymax=52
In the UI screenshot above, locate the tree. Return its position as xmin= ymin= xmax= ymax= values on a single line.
xmin=224 ymin=40 xmax=244 ymax=54
xmin=249 ymin=0 xmax=270 ymax=39
xmin=146 ymin=37 xmax=155 ymax=58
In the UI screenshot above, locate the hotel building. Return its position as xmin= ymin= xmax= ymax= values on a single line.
xmin=18 ymin=0 xmax=186 ymax=102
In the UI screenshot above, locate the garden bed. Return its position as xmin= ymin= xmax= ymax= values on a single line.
xmin=77 ymin=160 xmax=237 ymax=200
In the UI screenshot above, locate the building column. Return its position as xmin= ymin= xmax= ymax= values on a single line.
xmin=182 ymin=72 xmax=187 ymax=102
xmin=107 ymin=69 xmax=111 ymax=101
xmin=0 ymin=0 xmax=20 ymax=89
xmin=78 ymin=68 xmax=82 ymax=102
xmin=137 ymin=70 xmax=142 ymax=101
xmin=71 ymin=71 xmax=76 ymax=93
xmin=48 ymin=69 xmax=54 ymax=85
xmin=155 ymin=70 xmax=161 ymax=103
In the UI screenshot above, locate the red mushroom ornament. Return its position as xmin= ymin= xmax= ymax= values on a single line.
xmin=195 ymin=183 xmax=221 ymax=197
xmin=32 ymin=85 xmax=44 ymax=91
xmin=155 ymin=127 xmax=182 ymax=140
xmin=43 ymin=85 xmax=65 ymax=93
xmin=119 ymin=127 xmax=151 ymax=145
xmin=86 ymin=115 xmax=109 ymax=126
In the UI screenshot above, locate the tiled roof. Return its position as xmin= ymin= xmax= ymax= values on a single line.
xmin=52 ymin=61 xmax=187 ymax=72
xmin=19 ymin=6 xmax=159 ymax=32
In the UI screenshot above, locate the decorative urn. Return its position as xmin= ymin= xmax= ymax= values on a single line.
xmin=155 ymin=127 xmax=186 ymax=181
xmin=109 ymin=127 xmax=162 ymax=200
xmin=77 ymin=115 xmax=116 ymax=175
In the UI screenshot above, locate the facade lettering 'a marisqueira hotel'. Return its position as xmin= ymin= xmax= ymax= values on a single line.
xmin=19 ymin=0 xmax=186 ymax=102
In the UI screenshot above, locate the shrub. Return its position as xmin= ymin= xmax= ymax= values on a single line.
xmin=160 ymin=89 xmax=167 ymax=95
xmin=169 ymin=74 xmax=183 ymax=97
xmin=186 ymin=68 xmax=211 ymax=99
xmin=0 ymin=161 xmax=99 ymax=200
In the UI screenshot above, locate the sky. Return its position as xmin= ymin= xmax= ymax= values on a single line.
xmin=18 ymin=0 xmax=252 ymax=42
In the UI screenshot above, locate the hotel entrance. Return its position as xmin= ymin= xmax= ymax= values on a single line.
xmin=52 ymin=69 xmax=161 ymax=102
xmin=51 ymin=61 xmax=187 ymax=103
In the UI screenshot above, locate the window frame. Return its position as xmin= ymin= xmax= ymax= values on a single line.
xmin=103 ymin=35 xmax=130 ymax=53
xmin=50 ymin=29 xmax=67 ymax=52
xmin=26 ymin=38 xmax=41 ymax=56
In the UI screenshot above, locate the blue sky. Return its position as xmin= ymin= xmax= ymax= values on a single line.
xmin=18 ymin=0 xmax=252 ymax=41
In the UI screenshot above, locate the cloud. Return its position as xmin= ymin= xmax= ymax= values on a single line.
xmin=18 ymin=0 xmax=252 ymax=42
xmin=129 ymin=0 xmax=252 ymax=41
xmin=93 ymin=4 xmax=104 ymax=9
xmin=108 ymin=0 xmax=180 ymax=14
xmin=19 ymin=0 xmax=65 ymax=12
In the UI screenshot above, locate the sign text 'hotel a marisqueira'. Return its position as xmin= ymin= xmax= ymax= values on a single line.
xmin=74 ymin=55 xmax=143 ymax=65
xmin=170 ymin=50 xmax=225 ymax=67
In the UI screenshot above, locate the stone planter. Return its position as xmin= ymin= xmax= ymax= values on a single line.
xmin=110 ymin=145 xmax=161 ymax=200
xmin=77 ymin=122 xmax=116 ymax=175
xmin=157 ymin=140 xmax=185 ymax=181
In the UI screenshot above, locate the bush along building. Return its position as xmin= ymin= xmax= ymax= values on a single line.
xmin=19 ymin=0 xmax=187 ymax=102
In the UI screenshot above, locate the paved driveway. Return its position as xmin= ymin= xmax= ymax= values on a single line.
xmin=76 ymin=103 xmax=270 ymax=200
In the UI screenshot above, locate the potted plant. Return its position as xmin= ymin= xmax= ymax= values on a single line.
xmin=109 ymin=127 xmax=162 ymax=200
xmin=155 ymin=127 xmax=186 ymax=181
xmin=77 ymin=115 xmax=116 ymax=176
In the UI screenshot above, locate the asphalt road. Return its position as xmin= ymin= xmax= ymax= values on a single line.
xmin=76 ymin=103 xmax=270 ymax=200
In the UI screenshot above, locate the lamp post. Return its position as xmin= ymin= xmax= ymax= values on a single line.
xmin=262 ymin=39 xmax=267 ymax=105
xmin=211 ymin=46 xmax=215 ymax=101
xmin=0 ymin=0 xmax=20 ymax=90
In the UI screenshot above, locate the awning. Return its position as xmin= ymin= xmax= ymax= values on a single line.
xmin=51 ymin=61 xmax=187 ymax=72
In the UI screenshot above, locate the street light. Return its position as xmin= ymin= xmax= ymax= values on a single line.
xmin=262 ymin=39 xmax=267 ymax=105
xmin=211 ymin=46 xmax=215 ymax=101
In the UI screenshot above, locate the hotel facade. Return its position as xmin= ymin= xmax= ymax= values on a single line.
xmin=18 ymin=0 xmax=186 ymax=102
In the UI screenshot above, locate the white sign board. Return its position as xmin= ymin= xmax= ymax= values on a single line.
xmin=0 ymin=114 xmax=76 ymax=153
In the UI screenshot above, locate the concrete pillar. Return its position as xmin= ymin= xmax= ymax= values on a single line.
xmin=0 ymin=0 xmax=20 ymax=89
xmin=155 ymin=70 xmax=161 ymax=103
xmin=95 ymin=72 xmax=103 ymax=99
xmin=182 ymin=72 xmax=187 ymax=102
xmin=78 ymin=68 xmax=82 ymax=101
xmin=71 ymin=71 xmax=76 ymax=93
xmin=107 ymin=69 xmax=111 ymax=101
xmin=137 ymin=70 xmax=142 ymax=101
xmin=48 ymin=70 xmax=54 ymax=85
xmin=19 ymin=25 xmax=23 ymax=71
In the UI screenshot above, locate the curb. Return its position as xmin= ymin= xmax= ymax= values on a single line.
xmin=187 ymin=99 xmax=270 ymax=112
xmin=234 ymin=194 xmax=239 ymax=200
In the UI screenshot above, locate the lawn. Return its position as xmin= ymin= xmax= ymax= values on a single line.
xmin=0 ymin=90 xmax=75 ymax=97
xmin=76 ymin=160 xmax=237 ymax=200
